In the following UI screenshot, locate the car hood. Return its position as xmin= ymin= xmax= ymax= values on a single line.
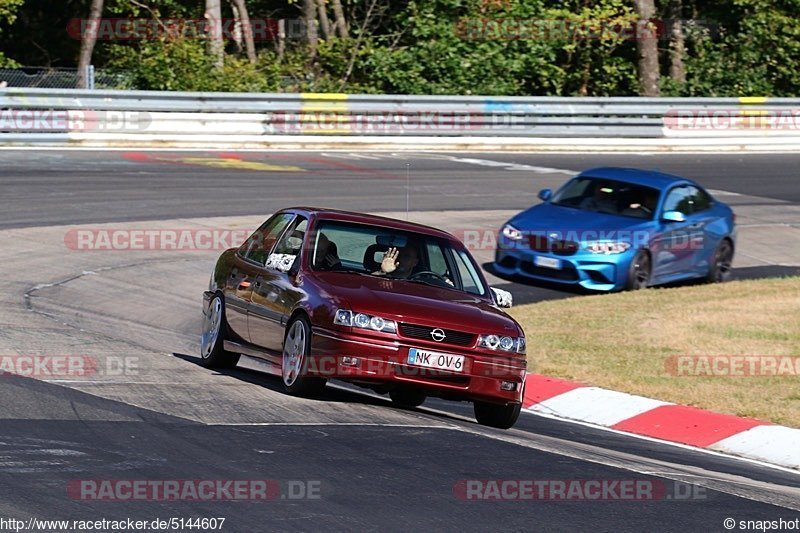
xmin=509 ymin=203 xmax=653 ymax=239
xmin=312 ymin=272 xmax=521 ymax=335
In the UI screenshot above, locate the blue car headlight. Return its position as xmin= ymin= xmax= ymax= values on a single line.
xmin=501 ymin=224 xmax=523 ymax=241
xmin=585 ymin=241 xmax=632 ymax=255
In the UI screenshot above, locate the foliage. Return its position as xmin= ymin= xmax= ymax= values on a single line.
xmin=106 ymin=36 xmax=280 ymax=92
xmin=2 ymin=0 xmax=800 ymax=95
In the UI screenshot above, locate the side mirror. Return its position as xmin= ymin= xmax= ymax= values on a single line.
xmin=662 ymin=210 xmax=686 ymax=223
xmin=538 ymin=189 xmax=553 ymax=202
xmin=490 ymin=287 xmax=513 ymax=309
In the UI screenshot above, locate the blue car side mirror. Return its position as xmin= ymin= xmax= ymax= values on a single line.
xmin=662 ymin=210 xmax=686 ymax=223
xmin=538 ymin=189 xmax=553 ymax=202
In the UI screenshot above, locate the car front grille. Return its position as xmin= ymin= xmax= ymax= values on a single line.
xmin=520 ymin=260 xmax=579 ymax=281
xmin=527 ymin=235 xmax=579 ymax=256
xmin=398 ymin=323 xmax=476 ymax=347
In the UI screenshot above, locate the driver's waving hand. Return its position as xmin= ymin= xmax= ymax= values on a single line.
xmin=374 ymin=246 xmax=454 ymax=286
xmin=374 ymin=246 xmax=418 ymax=278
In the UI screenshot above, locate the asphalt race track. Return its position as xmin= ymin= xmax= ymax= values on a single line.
xmin=1 ymin=149 xmax=799 ymax=532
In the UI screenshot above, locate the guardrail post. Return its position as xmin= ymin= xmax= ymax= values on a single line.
xmin=85 ymin=65 xmax=95 ymax=90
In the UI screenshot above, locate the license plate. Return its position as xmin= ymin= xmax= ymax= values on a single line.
xmin=407 ymin=348 xmax=465 ymax=373
xmin=534 ymin=255 xmax=561 ymax=269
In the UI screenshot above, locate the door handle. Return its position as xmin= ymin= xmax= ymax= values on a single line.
xmin=255 ymin=281 xmax=262 ymax=288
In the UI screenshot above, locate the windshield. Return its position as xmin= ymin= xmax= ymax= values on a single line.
xmin=551 ymin=177 xmax=660 ymax=220
xmin=310 ymin=220 xmax=487 ymax=296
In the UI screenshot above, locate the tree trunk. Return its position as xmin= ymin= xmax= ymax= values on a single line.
xmin=231 ymin=0 xmax=257 ymax=64
xmin=634 ymin=0 xmax=660 ymax=96
xmin=316 ymin=0 xmax=332 ymax=40
xmin=331 ymin=0 xmax=348 ymax=39
xmin=667 ymin=0 xmax=686 ymax=84
xmin=277 ymin=19 xmax=286 ymax=61
xmin=77 ymin=0 xmax=104 ymax=89
xmin=205 ymin=0 xmax=224 ymax=69
xmin=303 ymin=0 xmax=318 ymax=61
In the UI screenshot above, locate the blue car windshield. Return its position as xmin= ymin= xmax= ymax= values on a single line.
xmin=550 ymin=177 xmax=660 ymax=220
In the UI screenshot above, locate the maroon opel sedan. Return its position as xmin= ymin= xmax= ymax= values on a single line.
xmin=201 ymin=208 xmax=527 ymax=428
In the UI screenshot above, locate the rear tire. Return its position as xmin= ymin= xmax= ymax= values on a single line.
xmin=624 ymin=250 xmax=651 ymax=291
xmin=389 ymin=388 xmax=427 ymax=408
xmin=200 ymin=294 xmax=241 ymax=369
xmin=706 ymin=239 xmax=734 ymax=283
xmin=474 ymin=401 xmax=521 ymax=429
xmin=282 ymin=316 xmax=327 ymax=397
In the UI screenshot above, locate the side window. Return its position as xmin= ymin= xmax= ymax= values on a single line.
xmin=662 ymin=186 xmax=693 ymax=216
xmin=266 ymin=216 xmax=308 ymax=272
xmin=453 ymin=249 xmax=485 ymax=295
xmin=691 ymin=187 xmax=712 ymax=212
xmin=240 ymin=213 xmax=294 ymax=265
xmin=426 ymin=240 xmax=448 ymax=277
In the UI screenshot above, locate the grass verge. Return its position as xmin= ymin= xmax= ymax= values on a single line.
xmin=509 ymin=276 xmax=800 ymax=427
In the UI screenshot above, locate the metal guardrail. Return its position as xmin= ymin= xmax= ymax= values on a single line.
xmin=1 ymin=88 xmax=798 ymax=141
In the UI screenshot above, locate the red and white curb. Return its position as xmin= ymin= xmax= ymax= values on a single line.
xmin=522 ymin=374 xmax=800 ymax=471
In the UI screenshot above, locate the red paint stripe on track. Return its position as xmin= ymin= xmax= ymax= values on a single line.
xmin=611 ymin=405 xmax=766 ymax=447
xmin=523 ymin=374 xmax=584 ymax=409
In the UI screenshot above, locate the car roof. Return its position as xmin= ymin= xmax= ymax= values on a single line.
xmin=577 ymin=167 xmax=693 ymax=189
xmin=283 ymin=207 xmax=458 ymax=241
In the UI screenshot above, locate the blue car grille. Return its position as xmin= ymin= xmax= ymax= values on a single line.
xmin=520 ymin=260 xmax=579 ymax=281
xmin=527 ymin=235 xmax=579 ymax=256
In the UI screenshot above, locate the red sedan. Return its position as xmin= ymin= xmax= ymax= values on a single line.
xmin=201 ymin=208 xmax=527 ymax=428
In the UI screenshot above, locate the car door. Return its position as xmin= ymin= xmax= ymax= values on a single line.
xmin=225 ymin=213 xmax=295 ymax=343
xmin=680 ymin=186 xmax=718 ymax=275
xmin=653 ymin=185 xmax=698 ymax=280
xmin=248 ymin=216 xmax=308 ymax=354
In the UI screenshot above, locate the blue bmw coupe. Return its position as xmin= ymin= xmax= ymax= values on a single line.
xmin=494 ymin=167 xmax=736 ymax=292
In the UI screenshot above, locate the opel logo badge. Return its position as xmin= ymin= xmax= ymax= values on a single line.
xmin=430 ymin=328 xmax=446 ymax=342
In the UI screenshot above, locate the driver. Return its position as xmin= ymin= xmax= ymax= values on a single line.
xmin=374 ymin=246 xmax=418 ymax=279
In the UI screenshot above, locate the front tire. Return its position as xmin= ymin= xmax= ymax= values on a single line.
xmin=624 ymin=250 xmax=651 ymax=291
xmin=200 ymin=294 xmax=241 ymax=369
xmin=474 ymin=401 xmax=521 ymax=429
xmin=282 ymin=316 xmax=327 ymax=396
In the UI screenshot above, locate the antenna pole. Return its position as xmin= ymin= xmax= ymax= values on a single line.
xmin=405 ymin=163 xmax=410 ymax=220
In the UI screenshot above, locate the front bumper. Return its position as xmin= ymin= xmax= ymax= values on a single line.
xmin=309 ymin=327 xmax=527 ymax=405
xmin=494 ymin=248 xmax=634 ymax=291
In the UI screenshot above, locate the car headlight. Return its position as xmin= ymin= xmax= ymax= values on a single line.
xmin=334 ymin=309 xmax=397 ymax=333
xmin=585 ymin=241 xmax=632 ymax=255
xmin=501 ymin=224 xmax=523 ymax=241
xmin=478 ymin=334 xmax=526 ymax=354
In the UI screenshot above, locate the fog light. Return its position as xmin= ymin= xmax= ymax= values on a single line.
xmin=341 ymin=356 xmax=360 ymax=367
xmin=500 ymin=381 xmax=517 ymax=391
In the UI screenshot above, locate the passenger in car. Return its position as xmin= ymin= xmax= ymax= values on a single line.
xmin=313 ymin=233 xmax=342 ymax=270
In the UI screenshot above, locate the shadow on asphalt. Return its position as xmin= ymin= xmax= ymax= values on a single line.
xmin=173 ymin=352 xmax=394 ymax=407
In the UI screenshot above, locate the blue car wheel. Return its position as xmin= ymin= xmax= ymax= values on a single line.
xmin=625 ymin=250 xmax=651 ymax=291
